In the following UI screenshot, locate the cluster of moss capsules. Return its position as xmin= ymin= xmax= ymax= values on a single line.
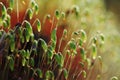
xmin=0 ymin=0 xmax=105 ymax=80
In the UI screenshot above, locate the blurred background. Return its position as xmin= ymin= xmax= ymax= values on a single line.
xmin=74 ymin=0 xmax=120 ymax=80
xmin=51 ymin=0 xmax=120 ymax=79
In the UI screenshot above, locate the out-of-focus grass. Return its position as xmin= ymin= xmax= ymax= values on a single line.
xmin=101 ymin=14 xmax=120 ymax=80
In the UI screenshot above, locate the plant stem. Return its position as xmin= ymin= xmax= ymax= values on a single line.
xmin=1 ymin=59 xmax=8 ymax=80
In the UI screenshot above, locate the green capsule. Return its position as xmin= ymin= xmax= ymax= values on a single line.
xmin=47 ymin=48 xmax=53 ymax=60
xmin=32 ymin=40 xmax=38 ymax=50
xmin=111 ymin=76 xmax=118 ymax=80
xmin=79 ymin=38 xmax=83 ymax=47
xmin=8 ymin=56 xmax=14 ymax=71
xmin=81 ymin=48 xmax=86 ymax=60
xmin=25 ymin=29 xmax=30 ymax=42
xmin=35 ymin=4 xmax=39 ymax=15
xmin=45 ymin=70 xmax=54 ymax=80
xmin=3 ymin=21 xmax=7 ymax=28
xmin=55 ymin=53 xmax=64 ymax=68
xmin=63 ymin=68 xmax=68 ymax=80
xmin=24 ymin=21 xmax=33 ymax=42
xmin=20 ymin=50 xmax=26 ymax=58
xmin=1 ymin=2 xmax=7 ymax=17
xmin=36 ymin=19 xmax=41 ymax=32
xmin=82 ymin=70 xmax=87 ymax=78
xmin=35 ymin=68 xmax=43 ymax=78
xmin=100 ymin=33 xmax=105 ymax=44
xmin=63 ymin=29 xmax=67 ymax=35
xmin=51 ymin=29 xmax=57 ymax=42
xmin=9 ymin=34 xmax=15 ymax=52
xmin=92 ymin=44 xmax=97 ymax=60
xmin=25 ymin=21 xmax=33 ymax=35
xmin=80 ymin=29 xmax=87 ymax=43
xmin=68 ymin=39 xmax=76 ymax=50
xmin=26 ymin=50 xmax=30 ymax=59
xmin=27 ymin=9 xmax=33 ymax=20
xmin=9 ymin=0 xmax=14 ymax=9
xmin=39 ymin=38 xmax=48 ymax=53
xmin=55 ymin=10 xmax=60 ymax=20
xmin=73 ymin=5 xmax=80 ymax=16
xmin=29 ymin=58 xmax=34 ymax=67
xmin=61 ymin=12 xmax=65 ymax=20
xmin=22 ymin=58 xmax=26 ymax=66
xmin=31 ymin=0 xmax=36 ymax=9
